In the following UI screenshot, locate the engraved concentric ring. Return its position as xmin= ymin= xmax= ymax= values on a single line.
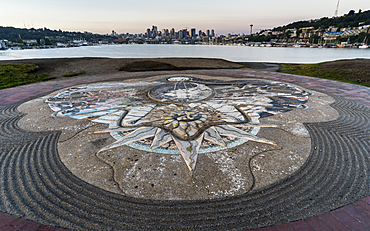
xmin=0 ymin=86 xmax=370 ymax=230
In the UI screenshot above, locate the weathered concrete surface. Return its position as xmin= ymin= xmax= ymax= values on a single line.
xmin=18 ymin=75 xmax=338 ymax=201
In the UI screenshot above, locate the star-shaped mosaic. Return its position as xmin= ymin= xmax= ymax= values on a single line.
xmin=45 ymin=76 xmax=309 ymax=171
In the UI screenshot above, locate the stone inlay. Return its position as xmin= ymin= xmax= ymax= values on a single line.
xmin=44 ymin=76 xmax=309 ymax=172
xmin=2 ymin=71 xmax=370 ymax=230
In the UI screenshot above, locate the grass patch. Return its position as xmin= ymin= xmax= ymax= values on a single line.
xmin=62 ymin=70 xmax=85 ymax=77
xmin=0 ymin=64 xmax=55 ymax=90
xmin=279 ymin=63 xmax=370 ymax=87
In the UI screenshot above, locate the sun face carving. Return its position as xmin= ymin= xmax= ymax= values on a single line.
xmin=45 ymin=76 xmax=309 ymax=171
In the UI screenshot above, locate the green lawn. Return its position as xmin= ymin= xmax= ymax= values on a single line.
xmin=279 ymin=63 xmax=370 ymax=87
xmin=0 ymin=64 xmax=55 ymax=89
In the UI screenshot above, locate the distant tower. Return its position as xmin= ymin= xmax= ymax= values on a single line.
xmin=250 ymin=24 xmax=253 ymax=35
xmin=152 ymin=25 xmax=158 ymax=37
xmin=180 ymin=29 xmax=187 ymax=39
xmin=191 ymin=28 xmax=196 ymax=38
xmin=146 ymin=28 xmax=151 ymax=38
xmin=334 ymin=0 xmax=340 ymax=17
xmin=211 ymin=29 xmax=215 ymax=37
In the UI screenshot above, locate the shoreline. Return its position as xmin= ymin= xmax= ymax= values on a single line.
xmin=1 ymin=40 xmax=369 ymax=50
xmin=1 ymin=44 xmax=370 ymax=64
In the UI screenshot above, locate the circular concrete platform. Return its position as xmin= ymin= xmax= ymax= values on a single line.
xmin=1 ymin=69 xmax=370 ymax=230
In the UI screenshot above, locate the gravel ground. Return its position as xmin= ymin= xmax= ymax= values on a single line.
xmin=0 ymin=57 xmax=244 ymax=78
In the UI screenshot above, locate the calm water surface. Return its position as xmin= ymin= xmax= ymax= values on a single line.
xmin=1 ymin=44 xmax=370 ymax=63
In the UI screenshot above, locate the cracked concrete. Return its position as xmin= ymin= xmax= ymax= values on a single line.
xmin=17 ymin=75 xmax=338 ymax=200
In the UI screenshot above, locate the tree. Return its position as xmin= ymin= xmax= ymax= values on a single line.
xmin=350 ymin=21 xmax=359 ymax=28
xmin=310 ymin=34 xmax=321 ymax=44
xmin=296 ymin=29 xmax=302 ymax=38
xmin=285 ymin=31 xmax=292 ymax=38
xmin=348 ymin=10 xmax=355 ymax=16
xmin=44 ymin=38 xmax=52 ymax=45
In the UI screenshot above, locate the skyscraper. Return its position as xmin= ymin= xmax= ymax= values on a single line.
xmin=211 ymin=29 xmax=215 ymax=37
xmin=191 ymin=28 xmax=196 ymax=38
xmin=179 ymin=29 xmax=187 ymax=39
xmin=146 ymin=28 xmax=151 ymax=38
xmin=152 ymin=25 xmax=158 ymax=37
xmin=161 ymin=29 xmax=165 ymax=37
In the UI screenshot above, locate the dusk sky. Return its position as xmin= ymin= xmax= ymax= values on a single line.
xmin=1 ymin=0 xmax=369 ymax=35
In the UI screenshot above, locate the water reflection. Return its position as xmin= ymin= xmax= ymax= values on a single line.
xmin=0 ymin=44 xmax=369 ymax=63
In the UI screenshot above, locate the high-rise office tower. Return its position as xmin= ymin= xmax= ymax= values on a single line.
xmin=152 ymin=25 xmax=158 ymax=37
xmin=146 ymin=28 xmax=151 ymax=38
xmin=191 ymin=28 xmax=196 ymax=38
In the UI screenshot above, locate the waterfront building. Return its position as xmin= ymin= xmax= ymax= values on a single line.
xmin=301 ymin=27 xmax=314 ymax=33
xmin=211 ymin=29 xmax=215 ymax=37
xmin=215 ymin=37 xmax=223 ymax=43
xmin=323 ymin=32 xmax=342 ymax=40
xmin=0 ymin=40 xmax=7 ymax=49
xmin=206 ymin=29 xmax=210 ymax=37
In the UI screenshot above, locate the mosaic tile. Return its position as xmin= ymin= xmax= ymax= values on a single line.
xmin=44 ymin=76 xmax=309 ymax=171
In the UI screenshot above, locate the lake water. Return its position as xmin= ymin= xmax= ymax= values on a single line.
xmin=1 ymin=44 xmax=370 ymax=63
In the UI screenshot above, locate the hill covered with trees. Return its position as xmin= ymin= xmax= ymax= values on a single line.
xmin=0 ymin=26 xmax=112 ymax=45
xmin=273 ymin=9 xmax=370 ymax=31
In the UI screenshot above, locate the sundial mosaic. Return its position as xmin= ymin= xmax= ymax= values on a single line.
xmin=45 ymin=76 xmax=309 ymax=172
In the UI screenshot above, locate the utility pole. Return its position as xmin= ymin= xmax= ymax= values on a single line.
xmin=334 ymin=0 xmax=340 ymax=17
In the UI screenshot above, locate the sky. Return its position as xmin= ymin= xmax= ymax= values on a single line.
xmin=1 ymin=0 xmax=370 ymax=35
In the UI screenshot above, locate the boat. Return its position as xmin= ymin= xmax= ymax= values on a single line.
xmin=359 ymin=36 xmax=369 ymax=49
xmin=359 ymin=44 xmax=369 ymax=49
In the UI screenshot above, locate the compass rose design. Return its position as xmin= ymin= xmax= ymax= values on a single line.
xmin=45 ymin=76 xmax=309 ymax=171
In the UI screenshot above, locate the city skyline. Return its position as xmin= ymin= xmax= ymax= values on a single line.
xmin=1 ymin=0 xmax=370 ymax=35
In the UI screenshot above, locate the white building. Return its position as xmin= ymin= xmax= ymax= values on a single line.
xmin=0 ymin=40 xmax=7 ymax=49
